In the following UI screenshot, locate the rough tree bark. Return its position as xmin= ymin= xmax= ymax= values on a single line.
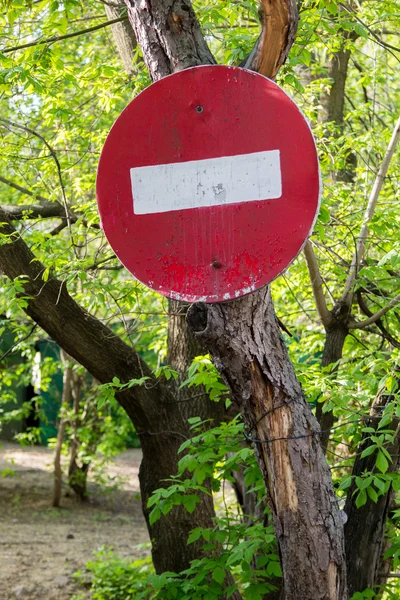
xmin=316 ymin=308 xmax=350 ymax=453
xmin=240 ymin=0 xmax=298 ymax=78
xmin=125 ymin=0 xmax=216 ymax=81
xmin=104 ymin=0 xmax=137 ymax=76
xmin=344 ymin=392 xmax=400 ymax=596
xmin=188 ymin=289 xmax=347 ymax=600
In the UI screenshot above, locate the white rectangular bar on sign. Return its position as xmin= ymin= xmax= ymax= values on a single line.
xmin=131 ymin=150 xmax=282 ymax=215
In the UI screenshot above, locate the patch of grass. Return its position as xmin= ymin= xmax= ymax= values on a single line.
xmin=11 ymin=493 xmax=21 ymax=507
xmin=1 ymin=468 xmax=17 ymax=477
xmin=91 ymin=513 xmax=111 ymax=522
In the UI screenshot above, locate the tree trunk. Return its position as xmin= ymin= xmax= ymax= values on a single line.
xmin=316 ymin=318 xmax=349 ymax=452
xmin=52 ymin=349 xmax=72 ymax=507
xmin=321 ymin=48 xmax=351 ymax=128
xmin=125 ymin=0 xmax=215 ymax=82
xmin=126 ymin=2 xmax=347 ymax=596
xmin=188 ymin=288 xmax=348 ymax=600
xmin=68 ymin=374 xmax=91 ymax=501
xmin=104 ymin=0 xmax=137 ymax=76
xmin=344 ymin=392 xmax=400 ymax=597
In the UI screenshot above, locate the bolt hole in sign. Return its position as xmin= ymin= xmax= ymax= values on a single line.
xmin=96 ymin=65 xmax=321 ymax=303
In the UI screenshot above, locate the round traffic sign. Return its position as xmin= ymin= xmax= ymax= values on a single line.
xmin=96 ymin=65 xmax=320 ymax=302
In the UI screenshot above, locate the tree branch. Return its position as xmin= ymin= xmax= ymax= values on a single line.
xmin=0 ymin=175 xmax=99 ymax=229
xmin=0 ymin=175 xmax=50 ymax=204
xmin=339 ymin=3 xmax=400 ymax=58
xmin=341 ymin=116 xmax=400 ymax=303
xmin=303 ymin=240 xmax=331 ymax=328
xmin=350 ymin=292 xmax=400 ymax=330
xmin=1 ymin=16 xmax=129 ymax=54
xmin=0 ymin=118 xmax=72 ymax=238
xmin=0 ymin=174 xmax=69 ymax=219
xmin=1 ymin=202 xmax=66 ymax=220
xmin=356 ymin=290 xmax=400 ymax=348
xmin=240 ymin=0 xmax=299 ymax=79
xmin=0 ymin=323 xmax=38 ymax=363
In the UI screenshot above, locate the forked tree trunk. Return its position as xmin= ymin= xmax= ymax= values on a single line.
xmin=188 ymin=288 xmax=348 ymax=600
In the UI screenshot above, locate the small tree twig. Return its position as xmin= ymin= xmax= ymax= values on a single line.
xmin=0 ymin=323 xmax=38 ymax=363
xmin=0 ymin=176 xmax=50 ymax=204
xmin=356 ymin=290 xmax=400 ymax=348
xmin=2 ymin=16 xmax=128 ymax=54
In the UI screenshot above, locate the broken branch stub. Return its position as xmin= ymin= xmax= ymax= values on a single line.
xmin=241 ymin=0 xmax=299 ymax=79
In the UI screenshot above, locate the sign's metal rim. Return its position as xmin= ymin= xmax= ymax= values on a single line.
xmin=96 ymin=64 xmax=322 ymax=303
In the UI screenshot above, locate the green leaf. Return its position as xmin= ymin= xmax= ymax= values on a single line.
xmin=339 ymin=476 xmax=353 ymax=490
xmin=256 ymin=555 xmax=269 ymax=568
xmin=354 ymin=23 xmax=368 ymax=38
xmin=149 ymin=507 xmax=161 ymax=525
xmin=392 ymin=477 xmax=400 ymax=493
xmin=266 ymin=561 xmax=282 ymax=577
xmin=355 ymin=489 xmax=367 ymax=508
xmin=187 ymin=528 xmax=202 ymax=545
xmin=360 ymin=445 xmax=376 ymax=459
xmin=318 ymin=204 xmax=330 ymax=224
xmin=182 ymin=495 xmax=200 ymax=513
xmin=373 ymin=477 xmax=386 ymax=493
xmin=325 ymin=2 xmax=338 ymax=15
xmin=212 ymin=566 xmax=225 ymax=585
xmin=376 ymin=451 xmax=389 ymax=474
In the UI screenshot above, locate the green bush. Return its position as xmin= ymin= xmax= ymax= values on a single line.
xmin=77 ymin=548 xmax=155 ymax=600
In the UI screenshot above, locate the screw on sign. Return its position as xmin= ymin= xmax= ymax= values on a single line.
xmin=96 ymin=65 xmax=321 ymax=303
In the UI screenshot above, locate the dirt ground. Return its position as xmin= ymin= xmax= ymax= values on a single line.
xmin=0 ymin=442 xmax=149 ymax=600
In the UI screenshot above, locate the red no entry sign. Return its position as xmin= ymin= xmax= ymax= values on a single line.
xmin=96 ymin=66 xmax=320 ymax=302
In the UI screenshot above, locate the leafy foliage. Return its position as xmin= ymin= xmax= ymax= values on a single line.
xmin=75 ymin=547 xmax=155 ymax=600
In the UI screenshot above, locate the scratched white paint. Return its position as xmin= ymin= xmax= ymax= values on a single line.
xmin=131 ymin=150 xmax=282 ymax=215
